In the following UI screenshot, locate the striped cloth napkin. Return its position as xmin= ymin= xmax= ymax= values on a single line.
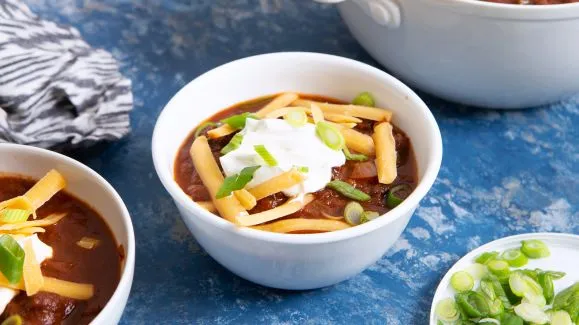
xmin=0 ymin=0 xmax=133 ymax=148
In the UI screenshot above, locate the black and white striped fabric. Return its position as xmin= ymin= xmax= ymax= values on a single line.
xmin=0 ymin=0 xmax=133 ymax=148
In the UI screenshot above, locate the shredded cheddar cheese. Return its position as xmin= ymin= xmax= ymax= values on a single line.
xmin=23 ymin=170 xmax=66 ymax=213
xmin=23 ymin=240 xmax=44 ymax=296
xmin=0 ymin=213 xmax=66 ymax=231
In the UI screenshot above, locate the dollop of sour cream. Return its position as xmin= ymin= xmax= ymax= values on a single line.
xmin=0 ymin=235 xmax=53 ymax=313
xmin=220 ymin=118 xmax=345 ymax=197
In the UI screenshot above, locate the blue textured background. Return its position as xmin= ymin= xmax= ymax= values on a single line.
xmin=25 ymin=1 xmax=579 ymax=324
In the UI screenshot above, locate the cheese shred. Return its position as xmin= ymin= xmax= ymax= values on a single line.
xmin=23 ymin=240 xmax=44 ymax=296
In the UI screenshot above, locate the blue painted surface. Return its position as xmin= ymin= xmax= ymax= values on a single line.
xmin=26 ymin=1 xmax=579 ymax=324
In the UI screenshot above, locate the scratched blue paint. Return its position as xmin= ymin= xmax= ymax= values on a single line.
xmin=24 ymin=1 xmax=579 ymax=324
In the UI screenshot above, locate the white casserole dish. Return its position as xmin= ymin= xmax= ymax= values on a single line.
xmin=152 ymin=52 xmax=442 ymax=290
xmin=318 ymin=0 xmax=579 ymax=108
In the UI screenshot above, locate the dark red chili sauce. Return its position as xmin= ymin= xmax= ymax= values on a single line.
xmin=0 ymin=176 xmax=122 ymax=325
xmin=174 ymin=94 xmax=418 ymax=226
xmin=483 ymin=0 xmax=578 ymax=4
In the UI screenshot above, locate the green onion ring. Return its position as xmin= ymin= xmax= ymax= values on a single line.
xmin=386 ymin=184 xmax=411 ymax=209
xmin=0 ymin=235 xmax=25 ymax=284
xmin=194 ymin=121 xmax=218 ymax=138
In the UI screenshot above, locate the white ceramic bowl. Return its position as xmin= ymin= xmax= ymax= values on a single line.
xmin=429 ymin=233 xmax=579 ymax=325
xmin=0 ymin=144 xmax=135 ymax=325
xmin=318 ymin=0 xmax=579 ymax=108
xmin=152 ymin=52 xmax=442 ymax=290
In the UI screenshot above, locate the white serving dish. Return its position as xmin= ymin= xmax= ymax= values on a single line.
xmin=152 ymin=52 xmax=442 ymax=290
xmin=430 ymin=232 xmax=579 ymax=325
xmin=318 ymin=0 xmax=579 ymax=108
xmin=0 ymin=144 xmax=135 ymax=325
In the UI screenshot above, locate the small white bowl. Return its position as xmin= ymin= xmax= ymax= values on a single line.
xmin=429 ymin=233 xmax=579 ymax=325
xmin=318 ymin=0 xmax=579 ymax=108
xmin=152 ymin=52 xmax=442 ymax=290
xmin=0 ymin=144 xmax=135 ymax=325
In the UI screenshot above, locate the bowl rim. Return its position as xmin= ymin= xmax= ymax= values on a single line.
xmin=322 ymin=0 xmax=579 ymax=7
xmin=412 ymin=0 xmax=579 ymax=19
xmin=152 ymin=51 xmax=443 ymax=245
xmin=449 ymin=0 xmax=579 ymax=9
xmin=0 ymin=143 xmax=135 ymax=323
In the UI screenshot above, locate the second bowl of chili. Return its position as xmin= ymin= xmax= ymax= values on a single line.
xmin=0 ymin=144 xmax=135 ymax=324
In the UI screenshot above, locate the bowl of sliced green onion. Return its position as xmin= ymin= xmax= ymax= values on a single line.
xmin=431 ymin=233 xmax=579 ymax=325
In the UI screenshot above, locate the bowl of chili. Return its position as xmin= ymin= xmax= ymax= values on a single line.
xmin=317 ymin=0 xmax=579 ymax=108
xmin=152 ymin=52 xmax=442 ymax=290
xmin=0 ymin=144 xmax=135 ymax=324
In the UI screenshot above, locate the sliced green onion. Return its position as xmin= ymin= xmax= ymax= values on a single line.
xmin=553 ymin=282 xmax=579 ymax=321
xmin=522 ymin=292 xmax=546 ymax=308
xmin=488 ymin=260 xmax=511 ymax=279
xmin=478 ymin=318 xmax=500 ymax=325
xmin=569 ymin=307 xmax=579 ymax=325
xmin=503 ymin=280 xmax=523 ymax=306
xmin=343 ymin=147 xmax=368 ymax=161
xmin=76 ymin=237 xmax=100 ymax=250
xmin=501 ymin=248 xmax=528 ymax=268
xmin=0 ymin=235 xmax=25 ymax=284
xmin=466 ymin=263 xmax=488 ymax=281
xmin=295 ymin=166 xmax=309 ymax=173
xmin=468 ymin=292 xmax=491 ymax=318
xmin=488 ymin=298 xmax=504 ymax=317
xmin=1 ymin=315 xmax=23 ymax=325
xmin=553 ymin=282 xmax=579 ymax=311
xmin=519 ymin=269 xmax=539 ymax=282
xmin=254 ymin=145 xmax=278 ymax=167
xmin=480 ymin=279 xmax=497 ymax=300
xmin=343 ymin=201 xmax=364 ymax=225
xmin=435 ymin=298 xmax=460 ymax=322
xmin=509 ymin=272 xmax=530 ymax=297
xmin=284 ymin=110 xmax=307 ymax=127
xmin=519 ymin=268 xmax=564 ymax=281
xmin=215 ymin=166 xmax=260 ymax=199
xmin=0 ymin=209 xmax=30 ymax=224
xmin=221 ymin=133 xmax=244 ymax=155
xmin=456 ymin=291 xmax=490 ymax=318
xmin=360 ymin=211 xmax=379 ymax=224
xmin=523 ymin=276 xmax=544 ymax=300
xmin=475 ymin=251 xmax=500 ymax=265
xmin=514 ymin=302 xmax=549 ymax=324
xmin=509 ymin=272 xmax=543 ymax=298
xmin=221 ymin=112 xmax=258 ymax=129
xmin=456 ymin=293 xmax=481 ymax=318
xmin=550 ymin=310 xmax=573 ymax=325
xmin=386 ymin=184 xmax=410 ymax=209
xmin=451 ymin=271 xmax=474 ymax=293
xmin=194 ymin=121 xmax=217 ymax=138
xmin=501 ymin=313 xmax=524 ymax=325
xmin=521 ymin=240 xmax=550 ymax=259
xmin=316 ymin=121 xmax=345 ymax=151
xmin=326 ymin=180 xmax=370 ymax=202
xmin=541 ymin=270 xmax=566 ymax=280
xmin=486 ymin=275 xmax=512 ymax=310
xmin=352 ymin=91 xmax=375 ymax=107
xmin=537 ymin=273 xmax=554 ymax=305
